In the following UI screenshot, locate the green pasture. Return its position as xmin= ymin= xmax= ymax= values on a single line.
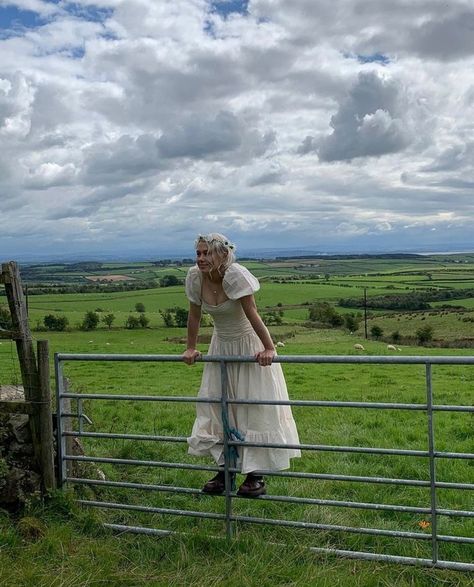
xmin=363 ymin=310 xmax=474 ymax=341
xmin=432 ymin=298 xmax=474 ymax=309
xmin=1 ymin=255 xmax=474 ymax=585
xmin=17 ymin=282 xmax=390 ymax=328
xmin=2 ymin=328 xmax=473 ymax=581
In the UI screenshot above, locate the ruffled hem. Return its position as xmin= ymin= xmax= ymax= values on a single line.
xmin=187 ymin=424 xmax=301 ymax=474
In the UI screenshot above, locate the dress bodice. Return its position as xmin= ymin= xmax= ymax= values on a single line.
xmin=185 ymin=263 xmax=260 ymax=341
xmin=202 ymin=298 xmax=254 ymax=340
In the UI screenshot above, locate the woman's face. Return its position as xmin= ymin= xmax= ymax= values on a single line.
xmin=196 ymin=241 xmax=212 ymax=273
xmin=196 ymin=240 xmax=226 ymax=274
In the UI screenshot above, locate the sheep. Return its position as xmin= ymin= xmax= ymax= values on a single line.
xmin=354 ymin=343 xmax=365 ymax=351
xmin=387 ymin=344 xmax=397 ymax=351
xmin=276 ymin=341 xmax=285 ymax=347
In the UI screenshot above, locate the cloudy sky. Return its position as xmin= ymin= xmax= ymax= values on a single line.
xmin=1 ymin=0 xmax=473 ymax=259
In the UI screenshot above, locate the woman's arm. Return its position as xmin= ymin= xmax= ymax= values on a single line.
xmin=240 ymin=294 xmax=275 ymax=366
xmin=182 ymin=302 xmax=202 ymax=365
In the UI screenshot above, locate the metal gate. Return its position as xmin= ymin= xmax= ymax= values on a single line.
xmin=55 ymin=353 xmax=474 ymax=572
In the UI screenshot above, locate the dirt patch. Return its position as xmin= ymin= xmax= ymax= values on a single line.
xmin=85 ymin=274 xmax=136 ymax=282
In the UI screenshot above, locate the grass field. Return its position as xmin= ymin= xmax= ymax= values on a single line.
xmin=1 ymin=255 xmax=473 ymax=585
xmin=2 ymin=328 xmax=473 ymax=585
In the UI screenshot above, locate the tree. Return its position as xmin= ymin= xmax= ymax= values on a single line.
xmin=138 ymin=313 xmax=150 ymax=328
xmin=370 ymin=325 xmax=383 ymax=339
xmin=135 ymin=302 xmax=146 ymax=313
xmin=125 ymin=315 xmax=140 ymax=329
xmin=308 ymin=302 xmax=343 ymax=327
xmin=416 ymin=325 xmax=433 ymax=345
xmin=43 ymin=314 xmax=69 ymax=331
xmin=81 ymin=311 xmax=99 ymax=331
xmin=102 ymin=313 xmax=115 ymax=329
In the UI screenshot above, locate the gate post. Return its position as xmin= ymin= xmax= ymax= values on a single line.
xmin=2 ymin=262 xmax=42 ymax=472
xmin=54 ymin=354 xmax=67 ymax=488
xmin=37 ymin=340 xmax=56 ymax=491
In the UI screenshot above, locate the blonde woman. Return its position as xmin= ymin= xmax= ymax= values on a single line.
xmin=182 ymin=233 xmax=300 ymax=497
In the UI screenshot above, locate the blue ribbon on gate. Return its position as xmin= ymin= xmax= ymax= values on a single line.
xmin=221 ymin=399 xmax=245 ymax=491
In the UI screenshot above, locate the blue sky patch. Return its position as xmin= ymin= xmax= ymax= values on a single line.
xmin=357 ymin=53 xmax=390 ymax=65
xmin=210 ymin=0 xmax=249 ymax=18
xmin=62 ymin=2 xmax=113 ymax=23
xmin=0 ymin=2 xmax=112 ymax=37
xmin=0 ymin=6 xmax=47 ymax=33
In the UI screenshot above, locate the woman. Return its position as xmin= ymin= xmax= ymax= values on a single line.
xmin=182 ymin=233 xmax=300 ymax=497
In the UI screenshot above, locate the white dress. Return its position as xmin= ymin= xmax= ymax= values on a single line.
xmin=186 ymin=263 xmax=301 ymax=474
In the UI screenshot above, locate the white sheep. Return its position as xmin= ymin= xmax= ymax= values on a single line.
xmin=387 ymin=344 xmax=397 ymax=351
xmin=354 ymin=343 xmax=365 ymax=351
xmin=276 ymin=341 xmax=285 ymax=347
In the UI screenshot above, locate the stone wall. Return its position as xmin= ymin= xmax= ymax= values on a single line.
xmin=0 ymin=387 xmax=42 ymax=509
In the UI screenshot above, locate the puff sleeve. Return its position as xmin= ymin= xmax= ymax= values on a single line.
xmin=185 ymin=266 xmax=202 ymax=305
xmin=222 ymin=263 xmax=260 ymax=300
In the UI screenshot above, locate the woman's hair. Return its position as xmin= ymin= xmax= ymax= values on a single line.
xmin=195 ymin=233 xmax=236 ymax=274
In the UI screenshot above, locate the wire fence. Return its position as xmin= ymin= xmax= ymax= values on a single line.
xmin=55 ymin=353 xmax=474 ymax=572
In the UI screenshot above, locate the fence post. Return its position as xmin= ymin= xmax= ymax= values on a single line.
xmin=37 ymin=340 xmax=56 ymax=491
xmin=2 ymin=262 xmax=42 ymax=465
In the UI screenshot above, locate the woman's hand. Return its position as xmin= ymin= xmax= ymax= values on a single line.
xmin=255 ymin=348 xmax=275 ymax=367
xmin=182 ymin=348 xmax=201 ymax=365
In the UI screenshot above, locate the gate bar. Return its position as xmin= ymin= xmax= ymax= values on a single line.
xmin=64 ymin=454 xmax=474 ymax=490
xmin=68 ymin=477 xmax=474 ymax=517
xmin=56 ymin=353 xmax=474 ymax=364
xmin=100 ymin=523 xmax=474 ymax=572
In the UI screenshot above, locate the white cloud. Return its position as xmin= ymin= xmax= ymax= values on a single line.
xmin=0 ymin=0 xmax=473 ymax=257
xmin=315 ymin=72 xmax=416 ymax=161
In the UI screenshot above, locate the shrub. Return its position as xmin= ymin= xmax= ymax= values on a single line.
xmin=308 ymin=302 xmax=343 ymax=327
xmin=43 ymin=314 xmax=69 ymax=331
xmin=102 ymin=313 xmax=115 ymax=329
xmin=370 ymin=325 xmax=383 ymax=339
xmin=391 ymin=330 xmax=401 ymax=343
xmin=159 ymin=275 xmax=182 ymax=287
xmin=344 ymin=314 xmax=360 ymax=332
xmin=159 ymin=307 xmax=189 ymax=327
xmin=174 ymin=308 xmax=189 ymax=328
xmin=160 ymin=310 xmax=175 ymax=327
xmin=138 ymin=313 xmax=150 ymax=328
xmin=416 ymin=325 xmax=433 ymax=345
xmin=125 ymin=315 xmax=140 ymax=329
xmin=262 ymin=311 xmax=282 ymax=326
xmin=81 ymin=311 xmax=100 ymax=331
xmin=135 ymin=302 xmax=146 ymax=313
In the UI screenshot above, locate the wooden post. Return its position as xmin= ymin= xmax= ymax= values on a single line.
xmin=37 ymin=340 xmax=56 ymax=491
xmin=2 ymin=262 xmax=42 ymax=476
